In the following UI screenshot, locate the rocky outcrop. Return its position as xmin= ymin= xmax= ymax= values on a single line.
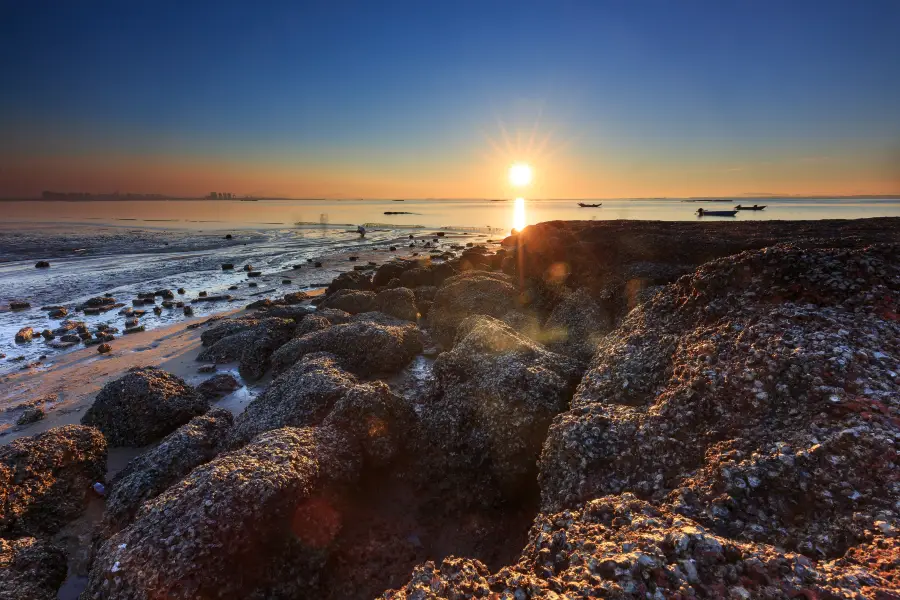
xmin=197 ymin=317 xmax=296 ymax=380
xmin=502 ymin=219 xmax=900 ymax=326
xmin=101 ymin=408 xmax=234 ymax=536
xmin=195 ymin=373 xmax=241 ymax=400
xmin=0 ymin=425 xmax=107 ymax=536
xmin=322 ymin=380 xmax=417 ymax=468
xmin=0 ymin=537 xmax=67 ymax=600
xmin=83 ymin=426 xmax=360 ymax=600
xmin=271 ymin=314 xmax=422 ymax=377
xmin=373 ymin=287 xmax=418 ymax=322
xmin=428 ymin=271 xmax=520 ymax=346
xmin=383 ymin=494 xmax=898 ymax=599
xmin=325 ymin=270 xmax=372 ymax=295
xmin=81 ymin=367 xmax=208 ymax=446
xmin=318 ymin=289 xmax=376 ymax=314
xmin=397 ymin=262 xmax=456 ymax=290
xmin=543 ymin=287 xmax=612 ymax=362
xmin=539 ymin=244 xmax=900 ymax=558
xmin=228 ymin=353 xmax=358 ymax=448
xmin=294 ymin=314 xmax=332 ymax=337
xmin=422 ymin=315 xmax=580 ymax=494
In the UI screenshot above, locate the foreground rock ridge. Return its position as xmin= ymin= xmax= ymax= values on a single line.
xmin=1 ymin=218 xmax=898 ymax=599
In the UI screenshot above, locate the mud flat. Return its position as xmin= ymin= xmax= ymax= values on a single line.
xmin=1 ymin=218 xmax=898 ymax=599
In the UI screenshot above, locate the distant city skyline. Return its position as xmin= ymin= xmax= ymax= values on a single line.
xmin=1 ymin=1 xmax=899 ymax=199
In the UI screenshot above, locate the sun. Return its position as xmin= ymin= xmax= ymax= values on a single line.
xmin=508 ymin=162 xmax=532 ymax=187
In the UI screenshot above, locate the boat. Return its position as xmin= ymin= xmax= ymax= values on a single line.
xmin=696 ymin=208 xmax=737 ymax=217
xmin=734 ymin=204 xmax=766 ymax=211
xmin=578 ymin=202 xmax=602 ymax=208
xmin=392 ymin=199 xmax=405 ymax=202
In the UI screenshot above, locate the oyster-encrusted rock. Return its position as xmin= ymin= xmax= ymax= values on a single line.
xmin=422 ymin=315 xmax=580 ymax=494
xmin=81 ymin=366 xmax=208 ymax=446
xmin=270 ymin=314 xmax=422 ymax=377
xmin=540 ymin=244 xmax=900 ymax=558
xmin=101 ymin=408 xmax=234 ymax=536
xmin=428 ymin=271 xmax=519 ymax=346
xmin=82 ymin=426 xmax=360 ymax=600
xmin=0 ymin=425 xmax=107 ymax=536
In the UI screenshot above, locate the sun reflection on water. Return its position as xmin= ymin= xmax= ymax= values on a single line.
xmin=512 ymin=197 xmax=526 ymax=233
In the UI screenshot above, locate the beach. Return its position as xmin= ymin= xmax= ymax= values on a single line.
xmin=1 ymin=216 xmax=899 ymax=599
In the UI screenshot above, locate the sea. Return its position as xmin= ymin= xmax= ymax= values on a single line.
xmin=1 ymin=196 xmax=898 ymax=372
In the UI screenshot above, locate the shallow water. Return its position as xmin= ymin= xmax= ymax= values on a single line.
xmin=0 ymin=223 xmax=458 ymax=374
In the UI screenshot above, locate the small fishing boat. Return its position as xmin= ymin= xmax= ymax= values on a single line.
xmin=734 ymin=204 xmax=766 ymax=211
xmin=578 ymin=202 xmax=602 ymax=208
xmin=697 ymin=208 xmax=737 ymax=217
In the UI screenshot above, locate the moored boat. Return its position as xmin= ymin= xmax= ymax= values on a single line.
xmin=696 ymin=208 xmax=737 ymax=217
xmin=734 ymin=204 xmax=766 ymax=210
xmin=578 ymin=202 xmax=602 ymax=207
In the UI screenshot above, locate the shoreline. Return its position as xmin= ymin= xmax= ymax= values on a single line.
xmin=1 ymin=217 xmax=898 ymax=599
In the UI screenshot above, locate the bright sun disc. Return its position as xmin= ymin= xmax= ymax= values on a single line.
xmin=509 ymin=163 xmax=532 ymax=187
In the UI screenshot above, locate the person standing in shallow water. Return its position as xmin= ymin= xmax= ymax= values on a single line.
xmin=357 ymin=225 xmax=366 ymax=237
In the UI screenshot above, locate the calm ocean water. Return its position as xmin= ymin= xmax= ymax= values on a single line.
xmin=3 ymin=197 xmax=900 ymax=232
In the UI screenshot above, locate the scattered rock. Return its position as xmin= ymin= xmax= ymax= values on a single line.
xmin=196 ymin=373 xmax=241 ymax=400
xmin=429 ymin=271 xmax=520 ymax=346
xmin=228 ymin=353 xmax=357 ymax=448
xmin=423 ymin=315 xmax=580 ymax=494
xmin=319 ymin=289 xmax=376 ymax=314
xmin=9 ymin=301 xmax=31 ymax=310
xmin=81 ymin=366 xmax=209 ymax=447
xmin=542 ymin=287 xmax=612 ymax=363
xmin=34 ymin=261 xmax=50 ymax=268
xmin=97 ymin=343 xmax=112 ymax=354
xmin=0 ymin=537 xmax=68 ymax=600
xmin=84 ymin=426 xmax=359 ymax=599
xmin=271 ymin=314 xmax=422 ymax=377
xmin=14 ymin=327 xmax=33 ymax=343
xmin=15 ymin=406 xmax=45 ymax=426
xmin=197 ymin=317 xmax=296 ymax=380
xmin=325 ymin=270 xmax=373 ymax=295
xmin=373 ymin=287 xmax=418 ymax=321
xmin=101 ymin=408 xmax=234 ymax=536
xmin=0 ymin=425 xmax=107 ymax=536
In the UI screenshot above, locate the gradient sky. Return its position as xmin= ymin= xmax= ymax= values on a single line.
xmin=1 ymin=0 xmax=899 ymax=199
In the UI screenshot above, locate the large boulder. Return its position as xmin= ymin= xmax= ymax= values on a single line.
xmin=199 ymin=317 xmax=260 ymax=346
xmin=227 ymin=353 xmax=357 ymax=448
xmin=0 ymin=537 xmax=68 ymax=600
xmin=83 ymin=426 xmax=360 ymax=600
xmin=325 ymin=270 xmax=372 ymax=295
xmin=383 ymin=494 xmax=898 ymax=599
xmin=101 ymin=408 xmax=234 ymax=536
xmin=422 ymin=315 xmax=580 ymax=494
xmin=542 ymin=287 xmax=612 ymax=362
xmin=373 ymin=260 xmax=416 ymax=287
xmin=397 ymin=262 xmax=456 ymax=290
xmin=539 ymin=244 xmax=900 ymax=558
xmin=428 ymin=271 xmax=520 ymax=346
xmin=81 ymin=367 xmax=208 ymax=446
xmin=0 ymin=425 xmax=107 ymax=536
xmin=322 ymin=381 xmax=417 ymax=468
xmin=318 ymin=289 xmax=376 ymax=314
xmin=374 ymin=287 xmax=418 ymax=322
xmin=197 ymin=317 xmax=296 ymax=380
xmin=271 ymin=314 xmax=422 ymax=377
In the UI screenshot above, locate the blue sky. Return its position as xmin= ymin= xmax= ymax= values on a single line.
xmin=1 ymin=0 xmax=898 ymax=198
